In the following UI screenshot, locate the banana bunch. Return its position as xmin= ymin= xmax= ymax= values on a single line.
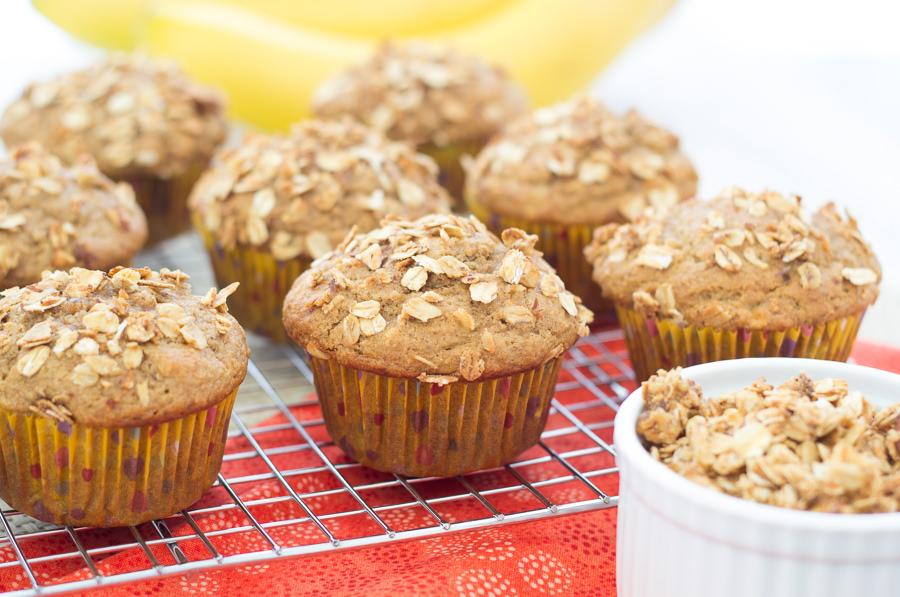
xmin=32 ymin=0 xmax=677 ymax=131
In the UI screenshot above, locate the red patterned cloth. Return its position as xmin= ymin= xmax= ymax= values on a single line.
xmin=0 ymin=340 xmax=897 ymax=596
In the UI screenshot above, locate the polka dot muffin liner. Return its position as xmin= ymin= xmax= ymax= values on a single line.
xmin=309 ymin=354 xmax=565 ymax=478
xmin=464 ymin=196 xmax=613 ymax=319
xmin=0 ymin=389 xmax=237 ymax=528
xmin=194 ymin=220 xmax=310 ymax=343
xmin=615 ymin=305 xmax=866 ymax=382
xmin=420 ymin=137 xmax=486 ymax=211
xmin=129 ymin=161 xmax=208 ymax=247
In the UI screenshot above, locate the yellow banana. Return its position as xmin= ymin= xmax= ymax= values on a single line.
xmin=31 ymin=0 xmax=145 ymax=50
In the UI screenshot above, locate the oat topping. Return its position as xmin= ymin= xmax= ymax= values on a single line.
xmin=313 ymin=41 xmax=529 ymax=148
xmin=638 ymin=368 xmax=900 ymax=513
xmin=586 ymin=188 xmax=881 ymax=330
xmin=0 ymin=267 xmax=247 ymax=424
xmin=283 ymin=214 xmax=593 ymax=381
xmin=465 ymin=95 xmax=697 ymax=226
xmin=188 ymin=118 xmax=451 ymax=256
xmin=0 ymin=54 xmax=227 ymax=179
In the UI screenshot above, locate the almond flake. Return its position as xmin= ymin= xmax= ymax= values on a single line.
xmin=798 ymin=262 xmax=822 ymax=289
xmin=558 ymin=292 xmax=578 ymax=316
xmin=350 ymin=300 xmax=381 ymax=318
xmin=358 ymin=244 xmax=383 ymax=270
xmin=17 ymin=320 xmax=53 ymax=349
xmin=213 ymin=282 xmax=239 ymax=309
xmin=401 ymin=266 xmax=428 ymax=291
xmin=453 ymin=308 xmax=475 ymax=330
xmin=470 ymin=281 xmax=498 ymax=304
xmin=180 ymin=322 xmax=208 ymax=349
xmin=71 ymin=363 xmax=99 ymax=387
xmin=437 ymin=255 xmax=469 ymax=278
xmin=359 ymin=314 xmax=386 ymax=336
xmin=499 ymin=250 xmax=527 ymax=284
xmin=715 ymin=245 xmax=743 ymax=272
xmin=402 ymin=297 xmax=442 ymax=322
xmin=500 ymin=305 xmax=536 ymax=325
xmin=841 ymin=267 xmax=878 ymax=286
xmin=85 ymin=355 xmax=121 ymax=376
xmin=17 ymin=346 xmax=50 ymax=377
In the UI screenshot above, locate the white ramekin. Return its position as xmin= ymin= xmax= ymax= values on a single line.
xmin=615 ymin=357 xmax=900 ymax=597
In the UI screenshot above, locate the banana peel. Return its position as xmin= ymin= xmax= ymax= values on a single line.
xmin=30 ymin=0 xmax=678 ymax=131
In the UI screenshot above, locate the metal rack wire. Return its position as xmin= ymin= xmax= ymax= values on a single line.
xmin=0 ymin=235 xmax=635 ymax=596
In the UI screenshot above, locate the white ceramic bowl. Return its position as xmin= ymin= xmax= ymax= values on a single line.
xmin=614 ymin=357 xmax=900 ymax=597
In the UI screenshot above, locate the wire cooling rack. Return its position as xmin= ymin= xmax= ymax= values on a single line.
xmin=0 ymin=234 xmax=635 ymax=596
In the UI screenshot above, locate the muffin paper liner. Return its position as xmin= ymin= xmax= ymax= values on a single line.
xmin=309 ymin=355 xmax=565 ymax=478
xmin=616 ymin=305 xmax=866 ymax=382
xmin=420 ymin=138 xmax=487 ymax=210
xmin=194 ymin=221 xmax=310 ymax=342
xmin=465 ymin=195 xmax=611 ymax=317
xmin=128 ymin=162 xmax=208 ymax=247
xmin=0 ymin=389 xmax=237 ymax=528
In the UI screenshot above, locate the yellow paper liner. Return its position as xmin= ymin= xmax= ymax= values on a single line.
xmin=465 ymin=194 xmax=612 ymax=317
xmin=0 ymin=390 xmax=237 ymax=528
xmin=127 ymin=162 xmax=208 ymax=247
xmin=419 ymin=138 xmax=487 ymax=211
xmin=194 ymin=220 xmax=310 ymax=342
xmin=309 ymin=355 xmax=565 ymax=478
xmin=616 ymin=305 xmax=866 ymax=382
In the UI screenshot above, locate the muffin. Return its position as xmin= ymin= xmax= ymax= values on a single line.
xmin=282 ymin=213 xmax=592 ymax=477
xmin=0 ymin=266 xmax=250 ymax=527
xmin=0 ymin=53 xmax=228 ymax=246
xmin=585 ymin=187 xmax=881 ymax=382
xmin=465 ymin=95 xmax=698 ymax=315
xmin=0 ymin=142 xmax=147 ymax=289
xmin=312 ymin=40 xmax=529 ymax=205
xmin=188 ymin=117 xmax=453 ymax=342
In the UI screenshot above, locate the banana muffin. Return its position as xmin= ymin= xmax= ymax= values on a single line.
xmin=0 ymin=266 xmax=250 ymax=527
xmin=0 ymin=53 xmax=228 ymax=245
xmin=282 ymin=213 xmax=592 ymax=477
xmin=188 ymin=117 xmax=453 ymax=341
xmin=585 ymin=187 xmax=881 ymax=381
xmin=0 ymin=142 xmax=147 ymax=289
xmin=465 ymin=94 xmax=697 ymax=315
xmin=312 ymin=40 xmax=529 ymax=205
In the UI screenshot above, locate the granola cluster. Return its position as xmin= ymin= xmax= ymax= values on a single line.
xmin=638 ymin=368 xmax=900 ymax=513
xmin=0 ymin=143 xmax=147 ymax=288
xmin=0 ymin=53 xmax=227 ymax=178
xmin=313 ymin=41 xmax=529 ymax=148
xmin=586 ymin=188 xmax=881 ymax=329
xmin=188 ymin=118 xmax=452 ymax=260
xmin=0 ymin=267 xmax=249 ymax=426
xmin=465 ymin=95 xmax=697 ymax=225
xmin=283 ymin=214 xmax=592 ymax=383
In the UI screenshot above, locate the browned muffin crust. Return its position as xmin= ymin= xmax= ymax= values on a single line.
xmin=283 ymin=214 xmax=592 ymax=382
xmin=465 ymin=95 xmax=697 ymax=226
xmin=0 ymin=267 xmax=250 ymax=427
xmin=188 ymin=117 xmax=453 ymax=260
xmin=0 ymin=53 xmax=227 ymax=179
xmin=585 ymin=188 xmax=881 ymax=330
xmin=0 ymin=143 xmax=147 ymax=289
xmin=312 ymin=40 xmax=529 ymax=148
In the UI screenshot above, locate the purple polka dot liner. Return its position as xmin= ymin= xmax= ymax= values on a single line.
xmin=0 ymin=390 xmax=237 ymax=527
xmin=309 ymin=354 xmax=564 ymax=478
xmin=615 ymin=305 xmax=866 ymax=383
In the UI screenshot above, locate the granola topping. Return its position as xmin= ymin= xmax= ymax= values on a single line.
xmin=638 ymin=368 xmax=900 ymax=513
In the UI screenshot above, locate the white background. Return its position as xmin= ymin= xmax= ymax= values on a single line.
xmin=1 ymin=0 xmax=898 ymax=343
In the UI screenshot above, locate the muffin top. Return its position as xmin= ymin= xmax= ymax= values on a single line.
xmin=188 ymin=118 xmax=452 ymax=260
xmin=0 ymin=53 xmax=228 ymax=179
xmin=312 ymin=41 xmax=529 ymax=148
xmin=465 ymin=95 xmax=698 ymax=226
xmin=0 ymin=267 xmax=250 ymax=427
xmin=0 ymin=143 xmax=148 ymax=289
xmin=585 ymin=188 xmax=881 ymax=330
xmin=283 ymin=213 xmax=592 ymax=382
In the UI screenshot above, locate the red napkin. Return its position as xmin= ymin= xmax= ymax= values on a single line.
xmin=1 ymin=339 xmax=897 ymax=596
